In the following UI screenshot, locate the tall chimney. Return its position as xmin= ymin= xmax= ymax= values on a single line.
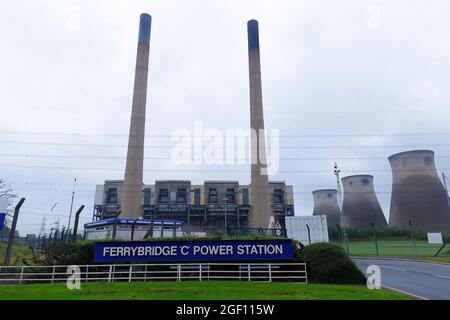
xmin=121 ymin=13 xmax=152 ymax=218
xmin=247 ymin=20 xmax=272 ymax=228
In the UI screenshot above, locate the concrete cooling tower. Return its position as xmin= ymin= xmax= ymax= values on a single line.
xmin=341 ymin=175 xmax=388 ymax=228
xmin=312 ymin=189 xmax=341 ymax=227
xmin=388 ymin=150 xmax=450 ymax=233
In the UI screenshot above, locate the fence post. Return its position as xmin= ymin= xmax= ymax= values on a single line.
xmin=51 ymin=266 xmax=56 ymax=284
xmin=304 ymin=264 xmax=308 ymax=284
xmin=306 ymin=224 xmax=311 ymax=245
xmin=173 ymin=221 xmax=177 ymax=238
xmin=60 ymin=228 xmax=64 ymax=242
xmin=409 ymin=220 xmax=417 ymax=258
xmin=177 ymin=265 xmax=181 ymax=282
xmin=131 ymin=218 xmax=138 ymax=241
xmin=20 ymin=266 xmax=24 ymax=284
xmin=144 ymin=265 xmax=148 ymax=282
xmin=86 ymin=265 xmax=89 ymax=282
xmin=268 ymin=264 xmax=272 ymax=282
xmin=199 ymin=264 xmax=202 ymax=282
xmin=108 ymin=265 xmax=112 ymax=283
xmin=371 ymin=222 xmax=380 ymax=256
xmin=3 ymin=198 xmax=25 ymax=266
xmin=248 ymin=264 xmax=251 ymax=282
xmin=129 ymin=266 xmax=132 ymax=282
xmin=72 ymin=205 xmax=85 ymax=242
xmin=112 ymin=211 xmax=121 ymax=240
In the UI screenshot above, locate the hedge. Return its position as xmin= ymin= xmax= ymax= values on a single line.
xmin=296 ymin=242 xmax=366 ymax=285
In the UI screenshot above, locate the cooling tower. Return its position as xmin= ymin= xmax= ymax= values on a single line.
xmin=247 ymin=20 xmax=272 ymax=228
xmin=341 ymin=175 xmax=387 ymax=228
xmin=312 ymin=189 xmax=341 ymax=227
xmin=388 ymin=150 xmax=450 ymax=232
xmin=121 ymin=14 xmax=152 ymax=218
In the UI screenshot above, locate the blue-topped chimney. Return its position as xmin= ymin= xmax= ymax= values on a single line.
xmin=138 ymin=13 xmax=152 ymax=44
xmin=247 ymin=19 xmax=259 ymax=49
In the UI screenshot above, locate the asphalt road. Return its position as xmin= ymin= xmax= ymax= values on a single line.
xmin=353 ymin=258 xmax=450 ymax=300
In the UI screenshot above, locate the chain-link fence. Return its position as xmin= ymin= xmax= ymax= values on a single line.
xmin=329 ymin=225 xmax=450 ymax=259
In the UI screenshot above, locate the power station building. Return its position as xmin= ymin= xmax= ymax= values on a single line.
xmin=388 ymin=150 xmax=450 ymax=233
xmin=341 ymin=175 xmax=388 ymax=229
xmin=93 ymin=180 xmax=295 ymax=229
xmin=312 ymin=189 xmax=341 ymax=227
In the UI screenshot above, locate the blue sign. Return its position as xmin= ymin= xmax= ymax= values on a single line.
xmin=0 ymin=213 xmax=5 ymax=231
xmin=94 ymin=239 xmax=293 ymax=263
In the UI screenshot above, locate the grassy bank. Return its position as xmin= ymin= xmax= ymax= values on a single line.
xmin=0 ymin=281 xmax=410 ymax=300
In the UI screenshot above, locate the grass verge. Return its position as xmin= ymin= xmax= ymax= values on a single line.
xmin=343 ymin=240 xmax=449 ymax=258
xmin=0 ymin=281 xmax=410 ymax=300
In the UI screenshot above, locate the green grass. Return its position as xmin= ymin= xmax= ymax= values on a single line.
xmin=0 ymin=243 xmax=33 ymax=265
xmin=0 ymin=281 xmax=410 ymax=300
xmin=341 ymin=240 xmax=450 ymax=258
xmin=416 ymin=257 xmax=450 ymax=264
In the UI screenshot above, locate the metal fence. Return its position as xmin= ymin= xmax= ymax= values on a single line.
xmin=0 ymin=263 xmax=307 ymax=284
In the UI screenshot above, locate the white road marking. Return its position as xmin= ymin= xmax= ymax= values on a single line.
xmin=434 ymin=275 xmax=450 ymax=280
xmin=382 ymin=285 xmax=429 ymax=300
xmin=381 ymin=266 xmax=407 ymax=272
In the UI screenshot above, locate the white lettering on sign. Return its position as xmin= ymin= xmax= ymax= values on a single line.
xmin=237 ymin=244 xmax=283 ymax=255
xmin=181 ymin=246 xmax=190 ymax=255
xmin=193 ymin=245 xmax=233 ymax=255
xmin=103 ymin=245 xmax=178 ymax=257
xmin=101 ymin=243 xmax=287 ymax=259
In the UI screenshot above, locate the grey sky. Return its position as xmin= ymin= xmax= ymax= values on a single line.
xmin=1 ymin=0 xmax=450 ymax=235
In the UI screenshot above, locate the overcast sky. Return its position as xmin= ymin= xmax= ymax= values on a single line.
xmin=2 ymin=0 xmax=450 ymax=235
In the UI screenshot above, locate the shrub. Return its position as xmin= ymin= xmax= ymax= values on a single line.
xmin=298 ymin=242 xmax=366 ymax=285
xmin=34 ymin=241 xmax=96 ymax=265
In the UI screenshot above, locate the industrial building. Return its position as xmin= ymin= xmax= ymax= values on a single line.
xmin=312 ymin=189 xmax=341 ymax=227
xmin=93 ymin=180 xmax=295 ymax=229
xmin=341 ymin=175 xmax=388 ymax=228
xmin=84 ymin=218 xmax=185 ymax=240
xmin=388 ymin=150 xmax=450 ymax=233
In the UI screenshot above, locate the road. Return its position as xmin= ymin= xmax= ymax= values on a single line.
xmin=353 ymin=258 xmax=450 ymax=300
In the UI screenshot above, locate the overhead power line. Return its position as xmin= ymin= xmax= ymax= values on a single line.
xmin=2 ymin=153 xmax=450 ymax=161
xmin=2 ymin=140 xmax=450 ymax=149
xmin=2 ymin=130 xmax=450 ymax=138
xmin=2 ymin=164 xmax=449 ymax=173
